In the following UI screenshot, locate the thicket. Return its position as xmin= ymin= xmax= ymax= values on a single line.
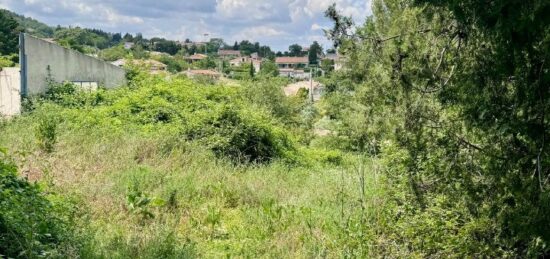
xmin=324 ymin=0 xmax=549 ymax=256
xmin=0 ymin=149 xmax=81 ymax=258
xmin=27 ymin=71 xmax=298 ymax=165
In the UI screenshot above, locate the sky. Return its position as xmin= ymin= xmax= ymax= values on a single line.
xmin=0 ymin=0 xmax=371 ymax=51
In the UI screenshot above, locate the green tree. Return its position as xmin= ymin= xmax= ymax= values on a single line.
xmin=0 ymin=10 xmax=21 ymax=55
xmin=325 ymin=0 xmax=550 ymax=256
xmin=308 ymin=41 xmax=323 ymax=65
xmin=259 ymin=60 xmax=279 ymax=77
xmin=288 ymin=44 xmax=303 ymax=57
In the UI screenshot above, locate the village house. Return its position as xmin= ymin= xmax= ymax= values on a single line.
xmin=185 ymin=53 xmax=208 ymax=63
xmin=275 ymin=56 xmax=309 ymax=78
xmin=279 ymin=68 xmax=309 ymax=80
xmin=323 ymin=53 xmax=344 ymax=71
xmin=218 ymin=49 xmax=241 ymax=59
xmin=229 ymin=56 xmax=262 ymax=72
xmin=124 ymin=42 xmax=135 ymax=50
xmin=111 ymin=59 xmax=167 ymax=74
xmin=275 ymin=56 xmax=309 ymax=70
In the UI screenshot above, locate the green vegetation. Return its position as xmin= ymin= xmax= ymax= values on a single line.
xmin=0 ymin=9 xmax=21 ymax=56
xmin=0 ymin=0 xmax=548 ymax=257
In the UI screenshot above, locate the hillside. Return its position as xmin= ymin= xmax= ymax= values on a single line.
xmin=1 ymin=9 xmax=54 ymax=38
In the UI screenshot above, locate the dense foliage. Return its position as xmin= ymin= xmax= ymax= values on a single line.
xmin=324 ymin=0 xmax=549 ymax=256
xmin=0 ymin=9 xmax=21 ymax=56
xmin=0 ymin=149 xmax=79 ymax=258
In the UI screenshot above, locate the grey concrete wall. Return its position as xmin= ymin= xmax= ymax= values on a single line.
xmin=0 ymin=68 xmax=21 ymax=116
xmin=20 ymin=33 xmax=126 ymax=96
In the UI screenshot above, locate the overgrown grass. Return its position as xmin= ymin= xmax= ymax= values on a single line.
xmin=0 ymin=74 xmax=390 ymax=258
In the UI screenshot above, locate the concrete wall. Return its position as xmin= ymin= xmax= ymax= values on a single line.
xmin=0 ymin=68 xmax=21 ymax=116
xmin=20 ymin=33 xmax=126 ymax=96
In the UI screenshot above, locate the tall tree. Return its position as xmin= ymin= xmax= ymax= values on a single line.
xmin=288 ymin=44 xmax=303 ymax=57
xmin=325 ymin=0 xmax=550 ymax=256
xmin=0 ymin=10 xmax=21 ymax=55
xmin=308 ymin=41 xmax=323 ymax=65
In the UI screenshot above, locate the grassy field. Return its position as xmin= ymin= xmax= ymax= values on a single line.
xmin=0 ymin=76 xmax=389 ymax=258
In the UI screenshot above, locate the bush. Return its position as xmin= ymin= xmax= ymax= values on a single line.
xmin=35 ymin=113 xmax=59 ymax=153
xmin=0 ymin=148 xmax=78 ymax=257
xmin=184 ymin=106 xmax=295 ymax=164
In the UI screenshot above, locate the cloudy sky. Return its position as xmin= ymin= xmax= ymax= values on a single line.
xmin=0 ymin=0 xmax=371 ymax=51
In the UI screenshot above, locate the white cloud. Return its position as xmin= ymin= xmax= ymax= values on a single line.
xmin=311 ymin=23 xmax=327 ymax=31
xmin=1 ymin=0 xmax=371 ymax=50
xmin=215 ymin=0 xmax=288 ymax=22
xmin=233 ymin=25 xmax=286 ymax=41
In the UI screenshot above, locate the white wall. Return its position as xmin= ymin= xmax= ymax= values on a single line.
xmin=0 ymin=68 xmax=21 ymax=116
xmin=21 ymin=34 xmax=126 ymax=96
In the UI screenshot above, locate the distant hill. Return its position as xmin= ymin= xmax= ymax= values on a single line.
xmin=0 ymin=9 xmax=54 ymax=38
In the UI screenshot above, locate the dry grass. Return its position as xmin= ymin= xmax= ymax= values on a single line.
xmin=0 ymin=114 xmax=388 ymax=258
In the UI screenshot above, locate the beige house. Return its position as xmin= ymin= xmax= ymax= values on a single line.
xmin=111 ymin=59 xmax=167 ymax=74
xmin=276 ymin=57 xmax=309 ymax=78
xmin=229 ymin=57 xmax=261 ymax=72
xmin=185 ymin=54 xmax=208 ymax=63
xmin=323 ymin=54 xmax=344 ymax=71
xmin=275 ymin=56 xmax=309 ymax=69
xmin=218 ymin=49 xmax=241 ymax=58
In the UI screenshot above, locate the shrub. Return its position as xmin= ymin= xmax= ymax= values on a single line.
xmin=184 ymin=106 xmax=294 ymax=164
xmin=35 ymin=114 xmax=59 ymax=153
xmin=0 ymin=148 xmax=77 ymax=257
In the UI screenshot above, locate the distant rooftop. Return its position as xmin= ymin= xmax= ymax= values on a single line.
xmin=276 ymin=56 xmax=309 ymax=64
xmin=218 ymin=49 xmax=241 ymax=56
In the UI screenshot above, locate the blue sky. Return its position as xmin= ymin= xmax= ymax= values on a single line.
xmin=0 ymin=0 xmax=371 ymax=51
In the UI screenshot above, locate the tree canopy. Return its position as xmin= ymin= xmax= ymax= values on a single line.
xmin=0 ymin=10 xmax=21 ymax=55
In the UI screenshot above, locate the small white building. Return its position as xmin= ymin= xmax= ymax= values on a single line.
xmin=124 ymin=42 xmax=135 ymax=50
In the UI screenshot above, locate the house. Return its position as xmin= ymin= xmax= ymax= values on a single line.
xmin=276 ymin=56 xmax=309 ymax=78
xmin=141 ymin=60 xmax=167 ymax=73
xmin=185 ymin=54 xmax=208 ymax=63
xmin=111 ymin=59 xmax=167 ymax=74
xmin=229 ymin=57 xmax=262 ymax=72
xmin=323 ymin=53 xmax=344 ymax=71
xmin=218 ymin=49 xmax=241 ymax=58
xmin=279 ymin=69 xmax=309 ymax=80
xmin=275 ymin=56 xmax=309 ymax=69
xmin=183 ymin=69 xmax=221 ymax=79
xmin=124 ymin=42 xmax=135 ymax=50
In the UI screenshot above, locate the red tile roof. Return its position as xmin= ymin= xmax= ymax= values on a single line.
xmin=275 ymin=56 xmax=309 ymax=64
xmin=186 ymin=54 xmax=208 ymax=60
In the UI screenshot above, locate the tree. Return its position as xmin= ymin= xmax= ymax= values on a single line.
xmin=288 ymin=44 xmax=303 ymax=57
xmin=308 ymin=41 xmax=323 ymax=65
xmin=207 ymin=38 xmax=226 ymax=53
xmin=123 ymin=33 xmax=133 ymax=42
xmin=259 ymin=45 xmax=275 ymax=59
xmin=320 ymin=59 xmax=334 ymax=73
xmin=239 ymin=40 xmax=256 ymax=55
xmin=325 ymin=0 xmax=550 ymax=256
xmin=99 ymin=45 xmax=128 ymax=61
xmin=0 ymin=10 xmax=21 ymax=55
xmin=112 ymin=33 xmax=122 ymax=44
xmin=249 ymin=61 xmax=255 ymax=78
xmin=259 ymin=60 xmax=279 ymax=77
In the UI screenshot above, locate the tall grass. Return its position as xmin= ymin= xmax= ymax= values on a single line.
xmin=0 ymin=75 xmax=391 ymax=258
